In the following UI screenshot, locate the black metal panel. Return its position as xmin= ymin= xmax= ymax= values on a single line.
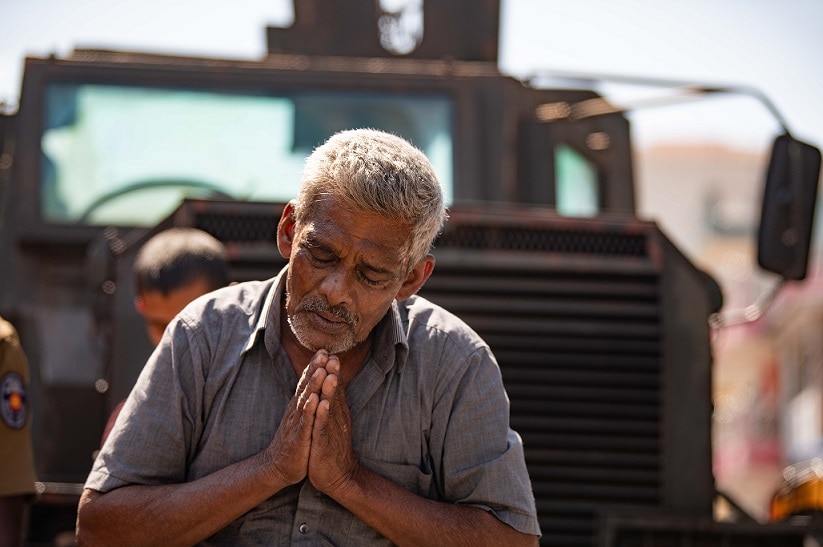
xmin=267 ymin=0 xmax=501 ymax=63
xmin=599 ymin=513 xmax=818 ymax=547
xmin=421 ymin=252 xmax=662 ymax=545
xmin=415 ymin=207 xmax=713 ymax=546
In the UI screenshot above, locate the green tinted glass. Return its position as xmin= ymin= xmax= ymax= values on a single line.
xmin=555 ymin=144 xmax=599 ymax=217
xmin=41 ymin=84 xmax=454 ymax=226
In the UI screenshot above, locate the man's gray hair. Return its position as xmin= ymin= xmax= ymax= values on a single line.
xmin=293 ymin=128 xmax=447 ymax=269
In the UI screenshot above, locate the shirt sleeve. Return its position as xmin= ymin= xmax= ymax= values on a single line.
xmin=84 ymin=317 xmax=201 ymax=492
xmin=431 ymin=344 xmax=541 ymax=537
xmin=0 ymin=318 xmax=38 ymax=498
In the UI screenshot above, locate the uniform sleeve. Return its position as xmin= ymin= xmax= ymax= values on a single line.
xmin=0 ymin=318 xmax=38 ymax=498
xmin=84 ymin=318 xmax=203 ymax=492
xmin=431 ymin=344 xmax=541 ymax=537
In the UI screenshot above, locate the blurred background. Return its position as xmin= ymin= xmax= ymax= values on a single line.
xmin=3 ymin=0 xmax=823 ymax=521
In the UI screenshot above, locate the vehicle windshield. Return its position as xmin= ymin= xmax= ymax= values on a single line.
xmin=41 ymin=83 xmax=454 ymax=226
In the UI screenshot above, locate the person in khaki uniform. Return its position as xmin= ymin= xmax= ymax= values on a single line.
xmin=0 ymin=315 xmax=37 ymax=547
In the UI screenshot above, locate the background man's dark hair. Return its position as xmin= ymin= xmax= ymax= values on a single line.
xmin=133 ymin=228 xmax=229 ymax=295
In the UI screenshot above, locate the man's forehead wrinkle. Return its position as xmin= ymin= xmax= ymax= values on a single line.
xmin=302 ymin=222 xmax=403 ymax=274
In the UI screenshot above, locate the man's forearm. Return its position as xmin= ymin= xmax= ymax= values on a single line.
xmin=76 ymin=451 xmax=288 ymax=547
xmin=77 ymin=352 xmax=327 ymax=546
xmin=328 ymin=465 xmax=539 ymax=547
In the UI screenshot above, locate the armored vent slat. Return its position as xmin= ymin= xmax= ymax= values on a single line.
xmin=503 ymin=366 xmax=659 ymax=387
xmin=534 ymin=481 xmax=659 ymax=503
xmin=523 ymin=448 xmax=661 ymax=468
xmin=428 ymin=294 xmax=659 ymax=320
xmin=426 ymin=274 xmax=659 ymax=299
xmin=512 ymin=415 xmax=658 ymax=436
xmin=449 ymin=314 xmax=661 ymax=340
xmin=506 ymin=384 xmax=658 ymax=405
xmin=485 ymin=335 xmax=661 ymax=358
xmin=522 ymin=431 xmax=658 ymax=453
xmin=527 ymin=465 xmax=660 ymax=485
xmin=509 ymin=400 xmax=659 ymax=421
xmin=498 ymin=352 xmax=660 ymax=372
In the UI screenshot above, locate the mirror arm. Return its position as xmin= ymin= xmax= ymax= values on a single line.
xmin=708 ymin=276 xmax=786 ymax=329
xmin=527 ymin=70 xmax=794 ymax=135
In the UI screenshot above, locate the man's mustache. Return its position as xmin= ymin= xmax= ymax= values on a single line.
xmin=299 ymin=298 xmax=357 ymax=326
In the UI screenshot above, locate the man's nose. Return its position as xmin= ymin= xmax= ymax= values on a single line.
xmin=318 ymin=267 xmax=352 ymax=306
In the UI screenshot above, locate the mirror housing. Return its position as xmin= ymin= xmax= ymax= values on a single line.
xmin=757 ymin=134 xmax=821 ymax=280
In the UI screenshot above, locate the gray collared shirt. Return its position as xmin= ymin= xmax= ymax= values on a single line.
xmin=86 ymin=267 xmax=540 ymax=544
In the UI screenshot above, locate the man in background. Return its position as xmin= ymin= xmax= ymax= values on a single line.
xmin=132 ymin=227 xmax=231 ymax=346
xmin=0 ymin=315 xmax=37 ymax=547
xmin=101 ymin=227 xmax=230 ymax=444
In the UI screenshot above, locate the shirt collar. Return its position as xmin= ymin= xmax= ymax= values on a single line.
xmin=242 ymin=266 xmax=288 ymax=356
xmin=372 ymin=299 xmax=409 ymax=374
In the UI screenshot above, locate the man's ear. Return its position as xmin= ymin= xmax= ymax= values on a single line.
xmin=277 ymin=201 xmax=298 ymax=259
xmin=396 ymin=255 xmax=435 ymax=301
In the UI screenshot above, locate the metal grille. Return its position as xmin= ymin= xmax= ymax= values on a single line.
xmin=192 ymin=211 xmax=279 ymax=243
xmin=419 ymin=253 xmax=662 ymax=546
xmin=169 ymin=201 xmax=287 ymax=281
xmin=436 ymin=223 xmax=648 ymax=256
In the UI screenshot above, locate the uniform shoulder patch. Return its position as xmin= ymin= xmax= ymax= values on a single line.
xmin=1 ymin=371 xmax=28 ymax=429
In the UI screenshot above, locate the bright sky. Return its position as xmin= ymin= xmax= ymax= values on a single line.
xmin=502 ymin=0 xmax=823 ymax=149
xmin=2 ymin=0 xmax=821 ymax=149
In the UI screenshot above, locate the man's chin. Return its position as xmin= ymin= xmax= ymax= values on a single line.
xmin=304 ymin=338 xmax=355 ymax=355
xmin=290 ymin=322 xmax=354 ymax=355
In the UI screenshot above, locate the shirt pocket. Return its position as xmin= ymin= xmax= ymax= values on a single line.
xmin=359 ymin=456 xmax=434 ymax=499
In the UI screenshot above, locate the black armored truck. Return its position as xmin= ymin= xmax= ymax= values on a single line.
xmin=1 ymin=1 xmax=821 ymax=544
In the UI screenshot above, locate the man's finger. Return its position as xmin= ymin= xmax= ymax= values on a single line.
xmin=320 ymin=372 xmax=338 ymax=401
xmin=325 ymin=354 xmax=341 ymax=376
xmin=295 ymin=349 xmax=329 ymax=397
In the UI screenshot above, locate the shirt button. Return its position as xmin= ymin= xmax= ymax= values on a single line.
xmin=299 ymin=523 xmax=309 ymax=534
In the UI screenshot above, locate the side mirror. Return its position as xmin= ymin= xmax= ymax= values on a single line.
xmin=757 ymin=134 xmax=821 ymax=280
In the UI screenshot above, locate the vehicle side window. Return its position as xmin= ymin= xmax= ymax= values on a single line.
xmin=555 ymin=143 xmax=599 ymax=217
